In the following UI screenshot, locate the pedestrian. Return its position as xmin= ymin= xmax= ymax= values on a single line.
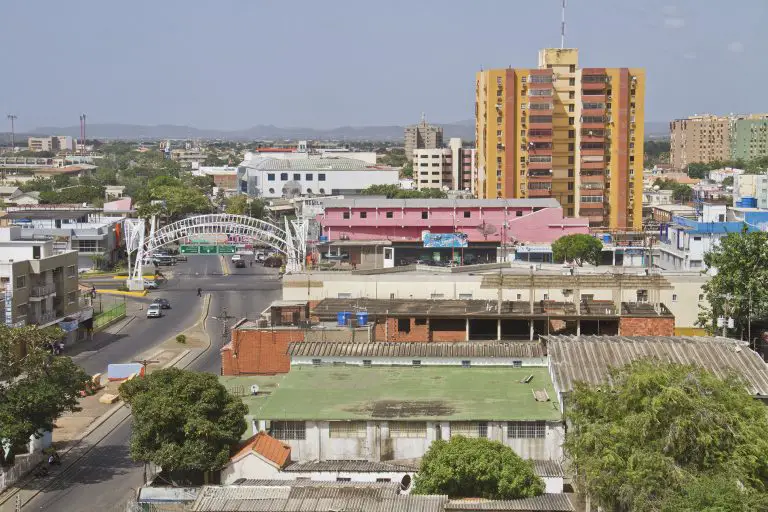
xmin=249 ymin=260 xmax=253 ymax=267
xmin=197 ymin=288 xmax=202 ymax=297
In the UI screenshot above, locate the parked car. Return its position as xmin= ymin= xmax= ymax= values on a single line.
xmin=146 ymin=304 xmax=162 ymax=318
xmin=152 ymin=298 xmax=171 ymax=309
xmin=174 ymin=254 xmax=187 ymax=262
xmin=143 ymin=279 xmax=159 ymax=289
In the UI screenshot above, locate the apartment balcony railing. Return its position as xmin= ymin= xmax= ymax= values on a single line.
xmin=30 ymin=311 xmax=57 ymax=325
xmin=30 ymin=283 xmax=57 ymax=298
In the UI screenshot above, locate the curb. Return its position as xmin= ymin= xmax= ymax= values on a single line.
xmin=95 ymin=289 xmax=148 ymax=298
xmin=92 ymin=313 xmax=130 ymax=333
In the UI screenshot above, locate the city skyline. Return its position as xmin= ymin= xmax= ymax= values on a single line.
xmin=1 ymin=0 xmax=765 ymax=131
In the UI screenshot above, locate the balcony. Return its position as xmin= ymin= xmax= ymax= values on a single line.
xmin=582 ymin=94 xmax=606 ymax=103
xmin=581 ymin=80 xmax=607 ymax=91
xmin=528 ymin=188 xmax=552 ymax=197
xmin=580 ymin=188 xmax=604 ymax=196
xmin=30 ymin=310 xmax=58 ymax=326
xmin=581 ymin=160 xmax=605 ymax=170
xmin=581 ymin=108 xmax=605 ymax=117
xmin=29 ymin=283 xmax=57 ymax=300
xmin=580 ymin=148 xmax=605 ymax=156
xmin=580 ymin=172 xmax=605 ymax=182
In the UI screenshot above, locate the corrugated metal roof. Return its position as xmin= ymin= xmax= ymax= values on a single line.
xmin=191 ymin=484 xmax=446 ymax=511
xmin=318 ymin=198 xmax=561 ymax=209
xmin=445 ymin=494 xmax=574 ymax=511
xmin=241 ymin=156 xmax=391 ymax=172
xmin=288 ymin=342 xmax=545 ymax=359
xmin=545 ymin=335 xmax=768 ymax=396
xmin=531 ymin=460 xmax=564 ymax=478
xmin=282 ymin=460 xmax=418 ymax=472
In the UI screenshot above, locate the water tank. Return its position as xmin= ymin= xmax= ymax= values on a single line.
xmin=601 ymin=234 xmax=612 ymax=244
xmin=356 ymin=312 xmax=369 ymax=326
xmin=337 ymin=312 xmax=349 ymax=327
xmin=742 ymin=197 xmax=757 ymax=208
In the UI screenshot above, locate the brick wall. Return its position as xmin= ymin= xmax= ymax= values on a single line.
xmin=431 ymin=328 xmax=466 ymax=342
xmin=222 ymin=329 xmax=305 ymax=376
xmin=374 ymin=317 xmax=431 ymax=342
xmin=619 ymin=317 xmax=675 ymax=336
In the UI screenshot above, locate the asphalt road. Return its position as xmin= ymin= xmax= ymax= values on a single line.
xmin=20 ymin=255 xmax=282 ymax=511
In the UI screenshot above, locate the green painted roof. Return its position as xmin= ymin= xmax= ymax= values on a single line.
xmin=223 ymin=366 xmax=561 ymax=422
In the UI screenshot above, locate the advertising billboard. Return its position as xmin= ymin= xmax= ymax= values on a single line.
xmin=422 ymin=231 xmax=469 ymax=248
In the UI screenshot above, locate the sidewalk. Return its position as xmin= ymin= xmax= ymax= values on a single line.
xmin=0 ymin=295 xmax=212 ymax=509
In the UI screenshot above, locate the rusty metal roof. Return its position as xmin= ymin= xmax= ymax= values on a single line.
xmin=545 ymin=335 xmax=768 ymax=396
xmin=282 ymin=460 xmax=418 ymax=472
xmin=287 ymin=342 xmax=545 ymax=359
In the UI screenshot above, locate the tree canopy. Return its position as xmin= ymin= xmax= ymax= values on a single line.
xmin=653 ymin=178 xmax=694 ymax=202
xmin=413 ymin=436 xmax=544 ymax=499
xmin=120 ymin=368 xmax=247 ymax=472
xmin=551 ymin=234 xmax=603 ymax=266
xmin=564 ymin=361 xmax=768 ymax=512
xmin=700 ymin=230 xmax=768 ymax=335
xmin=224 ymin=194 xmax=265 ymax=218
xmin=361 ymin=184 xmax=447 ymax=199
xmin=0 ymin=325 xmax=90 ymax=462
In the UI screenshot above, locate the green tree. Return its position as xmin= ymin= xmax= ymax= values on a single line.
xmin=224 ymin=194 xmax=248 ymax=215
xmin=361 ymin=184 xmax=447 ymax=199
xmin=0 ymin=325 xmax=90 ymax=462
xmin=565 ymin=361 xmax=768 ymax=512
xmin=722 ymin=176 xmax=734 ymax=187
xmin=119 ymin=368 xmax=247 ymax=473
xmin=401 ymin=162 xmax=414 ymax=178
xmin=701 ymin=230 xmax=768 ymax=335
xmin=551 ymin=234 xmax=603 ymax=266
xmin=413 ymin=436 xmax=544 ymax=499
xmin=687 ymin=162 xmax=710 ymax=179
xmin=660 ymin=474 xmax=768 ymax=512
xmin=672 ymin=184 xmax=693 ymax=201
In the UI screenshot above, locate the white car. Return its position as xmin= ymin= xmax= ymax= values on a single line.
xmin=146 ymin=304 xmax=162 ymax=318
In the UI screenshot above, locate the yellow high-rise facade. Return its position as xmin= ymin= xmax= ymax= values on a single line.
xmin=475 ymin=49 xmax=644 ymax=229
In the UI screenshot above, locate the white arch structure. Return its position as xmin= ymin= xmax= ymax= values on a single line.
xmin=124 ymin=214 xmax=308 ymax=290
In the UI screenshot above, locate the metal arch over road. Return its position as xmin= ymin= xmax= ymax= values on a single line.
xmin=124 ymin=213 xmax=308 ymax=289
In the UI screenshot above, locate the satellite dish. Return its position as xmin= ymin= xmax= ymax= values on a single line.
xmin=250 ymin=384 xmax=260 ymax=395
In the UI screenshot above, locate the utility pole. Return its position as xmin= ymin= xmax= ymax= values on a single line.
xmin=212 ymin=307 xmax=236 ymax=348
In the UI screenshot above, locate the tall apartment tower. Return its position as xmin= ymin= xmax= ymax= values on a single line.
xmin=404 ymin=115 xmax=444 ymax=162
xmin=670 ymin=113 xmax=768 ymax=168
xmin=475 ymin=48 xmax=644 ymax=229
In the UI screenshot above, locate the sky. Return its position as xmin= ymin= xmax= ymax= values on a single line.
xmin=1 ymin=0 xmax=765 ymax=131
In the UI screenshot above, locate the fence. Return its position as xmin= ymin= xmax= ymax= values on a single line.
xmin=93 ymin=302 xmax=127 ymax=331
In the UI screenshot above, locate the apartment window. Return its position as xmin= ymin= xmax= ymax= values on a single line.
xmin=581 ymin=195 xmax=604 ymax=203
xmin=568 ymin=156 xmax=575 ymax=164
xmin=390 ymin=421 xmax=426 ymax=438
xmin=78 ymin=240 xmax=99 ymax=253
xmin=271 ymin=421 xmax=306 ymax=440
xmin=568 ymin=169 xmax=574 ymax=177
xmin=376 ymin=478 xmax=391 ymax=483
xmin=568 ymin=183 xmax=574 ymax=191
xmin=567 ymin=195 xmax=574 ymax=203
xmin=569 ymin=64 xmax=576 ymax=73
xmin=67 ymin=291 xmax=77 ymax=304
xmin=496 ymin=76 xmax=503 ymax=85
xmin=568 ymin=104 xmax=575 ymax=113
xmin=280 ymin=173 xmax=288 ymax=181
xmin=451 ymin=422 xmax=488 ymax=438
xmin=507 ymin=421 xmax=546 ymax=438
xmin=397 ymin=319 xmax=410 ymax=333
xmin=569 ymin=117 xmax=575 ymax=126
xmin=421 ymin=211 xmax=428 ymax=219
xmin=305 ymin=173 xmax=313 ymax=181
xmin=267 ymin=173 xmax=275 ymax=181
xmin=497 ymin=130 xmax=503 ymax=136
xmin=569 ymin=129 xmax=575 ymax=138
xmin=543 ymin=294 xmax=549 ymax=300
xmin=359 ymin=212 xmax=367 ymax=219
xmin=672 ymin=294 xmax=678 ymax=302
xmin=458 ymin=293 xmax=473 ymax=300
xmin=516 ymin=211 xmax=523 ymax=217
xmin=16 ymin=304 xmax=27 ymax=318
xmin=637 ymin=289 xmax=649 ymax=302
xmin=568 ymin=143 xmax=575 ymax=151
xmin=569 ymin=91 xmax=575 ymax=99
xmin=343 ymin=212 xmax=350 ymax=219
xmin=430 ymin=293 xmax=445 ymax=299
xmin=386 ymin=211 xmax=393 ymax=218
xmin=318 ymin=173 xmax=326 ymax=181
xmin=463 ymin=211 xmax=471 ymax=218
xmin=329 ymin=421 xmax=367 ymax=438
xmin=336 ymin=478 xmax=352 ymax=482
xmin=568 ymin=78 xmax=575 ymax=86
xmin=15 ymin=275 xmax=26 ymax=289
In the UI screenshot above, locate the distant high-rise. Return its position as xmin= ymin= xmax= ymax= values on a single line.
xmin=475 ymin=48 xmax=644 ymax=230
xmin=670 ymin=113 xmax=768 ymax=169
xmin=404 ymin=115 xmax=443 ymax=162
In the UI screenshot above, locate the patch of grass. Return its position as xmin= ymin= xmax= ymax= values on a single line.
xmin=176 ymin=334 xmax=187 ymax=344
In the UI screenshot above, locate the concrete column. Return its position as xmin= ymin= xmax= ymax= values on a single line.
xmin=529 ymin=320 xmax=534 ymax=341
xmin=497 ymin=319 xmax=502 ymax=340
xmin=465 ymin=318 xmax=470 ymax=341
xmin=576 ymin=319 xmax=581 ymax=336
xmin=612 ymin=249 xmax=616 ymax=266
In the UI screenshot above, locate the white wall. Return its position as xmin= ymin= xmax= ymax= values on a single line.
xmin=221 ymin=453 xmax=280 ymax=484
xmin=291 ymin=356 xmax=547 ymax=367
xmin=254 ymin=169 xmax=399 ymax=198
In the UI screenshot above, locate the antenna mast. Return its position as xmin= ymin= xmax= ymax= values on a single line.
xmin=560 ymin=0 xmax=567 ymax=49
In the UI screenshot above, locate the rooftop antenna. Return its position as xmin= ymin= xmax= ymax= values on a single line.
xmin=421 ymin=112 xmax=426 ymax=125
xmin=560 ymin=0 xmax=567 ymax=49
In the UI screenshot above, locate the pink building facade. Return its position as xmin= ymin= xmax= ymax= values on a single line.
xmin=316 ymin=198 xmax=589 ymax=245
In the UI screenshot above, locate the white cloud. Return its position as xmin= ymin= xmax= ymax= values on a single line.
xmin=664 ymin=17 xmax=685 ymax=29
xmin=682 ymin=52 xmax=697 ymax=60
xmin=727 ymin=41 xmax=745 ymax=53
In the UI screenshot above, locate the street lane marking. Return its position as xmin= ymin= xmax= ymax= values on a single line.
xmin=220 ymin=255 xmax=231 ymax=276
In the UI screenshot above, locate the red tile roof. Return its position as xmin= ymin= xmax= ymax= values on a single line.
xmin=232 ymin=431 xmax=291 ymax=468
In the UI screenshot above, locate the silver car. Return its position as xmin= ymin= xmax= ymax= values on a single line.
xmin=146 ymin=304 xmax=162 ymax=318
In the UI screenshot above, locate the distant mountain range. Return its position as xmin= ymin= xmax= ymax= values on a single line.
xmin=1 ymin=118 xmax=669 ymax=142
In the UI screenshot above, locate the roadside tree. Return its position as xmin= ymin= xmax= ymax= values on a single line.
xmin=120 ymin=368 xmax=247 ymax=473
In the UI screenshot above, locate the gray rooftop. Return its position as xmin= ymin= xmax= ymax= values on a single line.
xmin=287 ymin=342 xmax=545 ymax=359
xmin=241 ymin=156 xmax=394 ymax=172
xmin=191 ymin=482 xmax=447 ymax=512
xmin=319 ymin=198 xmax=561 ymax=209
xmin=545 ymin=335 xmax=768 ymax=396
xmin=283 ymin=460 xmax=418 ymax=473
xmin=445 ymin=494 xmax=574 ymax=511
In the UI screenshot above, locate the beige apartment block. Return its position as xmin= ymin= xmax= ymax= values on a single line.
xmin=669 ymin=115 xmax=731 ymax=169
xmin=404 ymin=117 xmax=443 ymax=162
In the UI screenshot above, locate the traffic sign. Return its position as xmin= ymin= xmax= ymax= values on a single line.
xmin=180 ymin=245 xmax=200 ymax=254
xmin=217 ymin=245 xmax=236 ymax=254
xmin=200 ymin=245 xmax=217 ymax=254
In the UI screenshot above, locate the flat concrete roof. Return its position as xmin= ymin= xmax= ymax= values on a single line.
xmin=236 ymin=366 xmax=561 ymax=421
